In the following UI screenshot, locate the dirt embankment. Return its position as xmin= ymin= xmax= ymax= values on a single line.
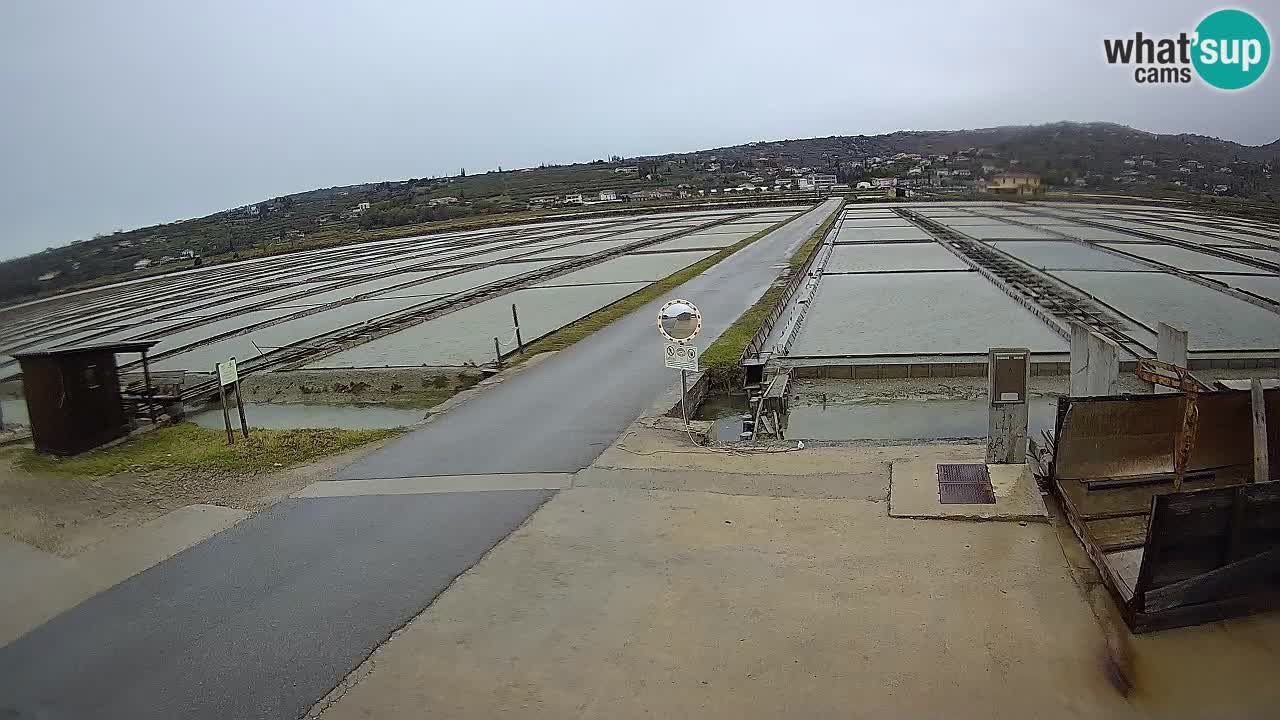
xmin=235 ymin=368 xmax=484 ymax=408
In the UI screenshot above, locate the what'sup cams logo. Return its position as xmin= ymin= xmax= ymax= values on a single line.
xmin=1104 ymin=8 xmax=1270 ymax=89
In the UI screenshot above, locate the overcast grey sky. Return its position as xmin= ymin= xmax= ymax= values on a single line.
xmin=1 ymin=0 xmax=1276 ymax=259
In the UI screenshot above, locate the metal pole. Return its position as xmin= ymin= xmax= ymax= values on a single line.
xmin=512 ymin=304 xmax=524 ymax=354
xmin=141 ymin=350 xmax=157 ymax=423
xmin=494 ymin=337 xmax=502 ymax=367
xmin=234 ymin=380 xmax=249 ymax=440
xmin=680 ymin=368 xmax=688 ymax=424
xmin=216 ymin=365 xmax=233 ymax=445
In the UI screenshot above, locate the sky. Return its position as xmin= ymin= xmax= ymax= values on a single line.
xmin=1 ymin=0 xmax=1277 ymax=259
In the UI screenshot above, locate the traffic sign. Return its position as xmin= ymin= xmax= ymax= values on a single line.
xmin=664 ymin=342 xmax=698 ymax=372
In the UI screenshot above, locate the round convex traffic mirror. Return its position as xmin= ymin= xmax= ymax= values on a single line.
xmin=657 ymin=299 xmax=701 ymax=342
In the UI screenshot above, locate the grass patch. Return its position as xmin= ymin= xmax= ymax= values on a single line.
xmin=15 ymin=423 xmax=401 ymax=477
xmin=700 ymin=203 xmax=843 ymax=387
xmin=515 ymin=209 xmax=812 ymax=358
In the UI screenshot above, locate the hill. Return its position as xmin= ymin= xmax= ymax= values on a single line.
xmin=3 ymin=121 xmax=1278 ymax=306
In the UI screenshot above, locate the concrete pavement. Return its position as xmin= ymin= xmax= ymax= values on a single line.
xmin=336 ymin=199 xmax=842 ymax=479
xmin=312 ymin=484 xmax=1136 ymax=719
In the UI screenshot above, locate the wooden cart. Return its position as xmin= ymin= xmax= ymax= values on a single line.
xmin=1049 ymin=388 xmax=1280 ymax=633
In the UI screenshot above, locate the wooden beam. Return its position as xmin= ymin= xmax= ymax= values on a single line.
xmin=1142 ymin=547 xmax=1280 ymax=613
xmin=1252 ymin=378 xmax=1270 ymax=483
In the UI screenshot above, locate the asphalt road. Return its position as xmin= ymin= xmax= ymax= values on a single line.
xmin=0 ymin=491 xmax=553 ymax=720
xmin=0 ymin=199 xmax=840 ymax=720
xmin=339 ymin=198 xmax=842 ymax=479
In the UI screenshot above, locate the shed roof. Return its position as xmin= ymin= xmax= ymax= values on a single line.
xmin=13 ymin=340 xmax=160 ymax=360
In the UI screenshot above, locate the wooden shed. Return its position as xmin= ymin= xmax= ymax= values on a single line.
xmin=13 ymin=341 xmax=160 ymax=456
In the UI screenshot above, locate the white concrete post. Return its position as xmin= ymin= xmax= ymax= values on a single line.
xmin=1086 ymin=332 xmax=1119 ymax=396
xmin=1154 ymin=322 xmax=1189 ymax=395
xmin=1069 ymin=322 xmax=1091 ymax=397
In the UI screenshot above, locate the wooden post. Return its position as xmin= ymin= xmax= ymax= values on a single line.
xmin=140 ymin=350 xmax=157 ymax=423
xmin=512 ymin=304 xmax=524 ymax=355
xmin=1155 ymin=323 xmax=1189 ymax=395
xmin=216 ymin=365 xmax=234 ymax=445
xmin=494 ymin=337 xmax=502 ymax=367
xmin=234 ymin=380 xmax=249 ymax=440
xmin=1252 ymin=378 xmax=1269 ymax=483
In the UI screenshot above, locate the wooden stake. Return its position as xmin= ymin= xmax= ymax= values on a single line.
xmin=512 ymin=304 xmax=523 ymax=354
xmin=234 ymin=380 xmax=249 ymax=439
xmin=1251 ymin=378 xmax=1269 ymax=483
xmin=216 ymin=365 xmax=233 ymax=445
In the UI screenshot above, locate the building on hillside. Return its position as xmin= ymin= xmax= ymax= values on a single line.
xmin=628 ymin=189 xmax=672 ymax=201
xmin=528 ymin=195 xmax=558 ymax=207
xmin=598 ymin=189 xmax=618 ymax=201
xmin=562 ymin=193 xmax=584 ymax=205
xmin=133 ymin=259 xmax=152 ymax=271
xmin=987 ymin=171 xmax=1044 ymax=196
xmin=427 ymin=196 xmax=457 ymax=206
xmin=615 ymin=166 xmax=638 ymax=174
xmin=806 ymin=173 xmax=837 ymax=191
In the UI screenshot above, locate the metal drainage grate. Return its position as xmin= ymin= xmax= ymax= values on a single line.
xmin=937 ymin=463 xmax=996 ymax=505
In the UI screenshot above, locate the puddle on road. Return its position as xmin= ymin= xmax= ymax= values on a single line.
xmin=189 ymin=402 xmax=425 ymax=430
xmin=786 ymin=397 xmax=1059 ymax=441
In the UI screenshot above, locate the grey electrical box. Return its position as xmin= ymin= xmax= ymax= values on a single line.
xmin=987 ymin=348 xmax=1031 ymax=464
xmin=989 ymin=348 xmax=1030 ymax=404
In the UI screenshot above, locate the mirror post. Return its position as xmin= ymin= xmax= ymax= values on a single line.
xmin=680 ymin=368 xmax=688 ymax=422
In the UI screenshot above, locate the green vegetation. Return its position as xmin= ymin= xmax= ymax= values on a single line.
xmin=700 ymin=205 xmax=842 ymax=388
xmin=516 ymin=211 xmax=810 ymax=359
xmin=15 ymin=423 xmax=400 ymax=477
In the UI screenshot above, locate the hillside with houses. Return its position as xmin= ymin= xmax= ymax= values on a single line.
xmin=2 ymin=121 xmax=1277 ymax=305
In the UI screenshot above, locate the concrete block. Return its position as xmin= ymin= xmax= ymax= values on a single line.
xmin=795 ymin=366 xmax=817 ymax=379
xmin=829 ymin=365 xmax=853 ymax=379
xmin=932 ymin=364 xmax=954 ymax=378
xmin=889 ymin=459 xmax=1047 ymax=522
xmin=1070 ymin=323 xmax=1091 ymax=396
xmin=1155 ymin=323 xmax=1189 ymax=394
xmin=1229 ymin=359 xmax=1248 ymax=369
xmin=1085 ymin=332 xmax=1119 ymax=395
xmin=908 ymin=364 xmax=931 ymax=378
xmin=954 ymin=363 xmax=986 ymax=377
xmin=853 ymin=365 xmax=881 ymax=380
xmin=880 ymin=364 xmax=908 ymax=379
